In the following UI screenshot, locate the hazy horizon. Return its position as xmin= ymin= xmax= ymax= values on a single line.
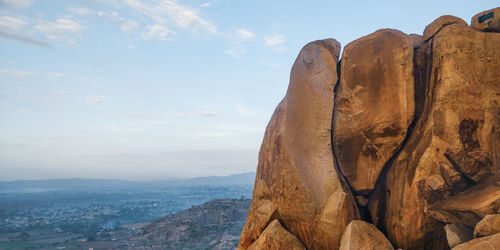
xmin=1 ymin=0 xmax=497 ymax=181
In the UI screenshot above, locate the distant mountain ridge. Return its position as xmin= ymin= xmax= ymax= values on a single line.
xmin=0 ymin=172 xmax=256 ymax=193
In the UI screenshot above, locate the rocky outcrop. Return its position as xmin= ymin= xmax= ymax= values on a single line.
xmin=247 ymin=220 xmax=305 ymax=250
xmin=339 ymin=220 xmax=393 ymax=250
xmin=369 ymin=16 xmax=500 ymax=249
xmin=240 ymin=8 xmax=500 ymax=250
xmin=333 ymin=29 xmax=415 ymax=195
xmin=474 ymin=214 xmax=500 ymax=238
xmin=445 ymin=223 xmax=473 ymax=248
xmin=132 ymin=199 xmax=250 ymax=249
xmin=471 ymin=8 xmax=500 ymax=32
xmin=452 ymin=232 xmax=500 ymax=250
xmin=422 ymin=15 xmax=467 ymax=40
xmin=238 ymin=39 xmax=359 ymax=250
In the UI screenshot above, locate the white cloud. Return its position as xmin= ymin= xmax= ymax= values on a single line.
xmin=121 ymin=19 xmax=139 ymax=32
xmin=199 ymin=3 xmax=211 ymax=7
xmin=225 ymin=28 xmax=255 ymax=58
xmin=265 ymin=35 xmax=285 ymax=46
xmin=35 ymin=18 xmax=84 ymax=43
xmin=68 ymin=6 xmax=96 ymax=16
xmin=47 ymin=72 xmax=65 ymax=79
xmin=0 ymin=69 xmax=33 ymax=79
xmin=123 ymin=0 xmax=217 ymax=36
xmin=224 ymin=47 xmax=246 ymax=58
xmin=85 ymin=95 xmax=106 ymax=103
xmin=0 ymin=16 xmax=27 ymax=32
xmin=0 ymin=0 xmax=33 ymax=9
xmin=236 ymin=28 xmax=255 ymax=41
xmin=177 ymin=109 xmax=228 ymax=118
xmin=141 ymin=24 xmax=174 ymax=40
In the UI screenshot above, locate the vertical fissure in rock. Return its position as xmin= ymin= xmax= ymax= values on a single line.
xmin=330 ymin=58 xmax=368 ymax=222
xmin=369 ymin=37 xmax=435 ymax=233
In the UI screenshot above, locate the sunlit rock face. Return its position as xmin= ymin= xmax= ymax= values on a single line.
xmin=240 ymin=8 xmax=500 ymax=250
xmin=238 ymin=39 xmax=359 ymax=250
xmin=333 ymin=28 xmax=415 ymax=195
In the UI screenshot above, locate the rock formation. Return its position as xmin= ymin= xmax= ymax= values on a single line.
xmin=333 ymin=29 xmax=415 ymax=195
xmin=339 ymin=220 xmax=393 ymax=250
xmin=238 ymin=39 xmax=359 ymax=250
xmin=240 ymin=8 xmax=500 ymax=250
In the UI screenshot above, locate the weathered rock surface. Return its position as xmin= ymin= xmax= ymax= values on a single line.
xmin=238 ymin=39 xmax=359 ymax=250
xmin=474 ymin=214 xmax=500 ymax=238
xmin=247 ymin=220 xmax=305 ymax=250
xmin=445 ymin=223 xmax=473 ymax=248
xmin=452 ymin=232 xmax=500 ymax=250
xmin=332 ymin=29 xmax=415 ymax=194
xmin=241 ymin=9 xmax=500 ymax=250
xmin=423 ymin=15 xmax=467 ymax=40
xmin=429 ymin=177 xmax=500 ymax=228
xmin=370 ymin=20 xmax=500 ymax=249
xmin=339 ymin=220 xmax=394 ymax=250
xmin=471 ymin=8 xmax=500 ymax=32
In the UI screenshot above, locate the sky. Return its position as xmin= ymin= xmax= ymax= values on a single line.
xmin=0 ymin=0 xmax=497 ymax=181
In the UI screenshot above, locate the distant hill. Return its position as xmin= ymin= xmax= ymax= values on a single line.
xmin=0 ymin=172 xmax=256 ymax=193
xmin=129 ymin=198 xmax=251 ymax=249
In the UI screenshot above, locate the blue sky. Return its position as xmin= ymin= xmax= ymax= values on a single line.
xmin=0 ymin=0 xmax=497 ymax=180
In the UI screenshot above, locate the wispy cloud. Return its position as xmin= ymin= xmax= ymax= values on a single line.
xmin=0 ymin=15 xmax=52 ymax=47
xmin=141 ymin=24 xmax=174 ymax=40
xmin=235 ymin=28 xmax=255 ymax=41
xmin=0 ymin=69 xmax=34 ymax=79
xmin=35 ymin=18 xmax=85 ymax=44
xmin=46 ymin=72 xmax=65 ymax=79
xmin=225 ymin=28 xmax=255 ymax=58
xmin=224 ymin=48 xmax=246 ymax=58
xmin=0 ymin=0 xmax=33 ymax=9
xmin=85 ymin=95 xmax=106 ymax=103
xmin=0 ymin=31 xmax=50 ymax=47
xmin=265 ymin=34 xmax=285 ymax=46
xmin=123 ymin=0 xmax=217 ymax=36
xmin=68 ymin=6 xmax=96 ymax=16
xmin=177 ymin=109 xmax=228 ymax=118
xmin=0 ymin=16 xmax=26 ymax=32
xmin=121 ymin=19 xmax=139 ymax=32
xmin=117 ymin=112 xmax=151 ymax=118
xmin=199 ymin=3 xmax=211 ymax=7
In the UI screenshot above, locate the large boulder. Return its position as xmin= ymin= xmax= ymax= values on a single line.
xmin=247 ymin=220 xmax=305 ymax=250
xmin=423 ymin=15 xmax=467 ymax=40
xmin=339 ymin=220 xmax=394 ymax=250
xmin=332 ymin=29 xmax=415 ymax=194
xmin=238 ymin=39 xmax=360 ymax=250
xmin=471 ymin=8 xmax=500 ymax=32
xmin=452 ymin=232 xmax=500 ymax=250
xmin=474 ymin=214 xmax=500 ymax=238
xmin=445 ymin=223 xmax=473 ymax=248
xmin=429 ymin=177 xmax=500 ymax=228
xmin=369 ymin=19 xmax=500 ymax=249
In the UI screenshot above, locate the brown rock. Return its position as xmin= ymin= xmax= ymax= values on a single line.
xmin=474 ymin=214 xmax=500 ymax=238
xmin=429 ymin=177 xmax=500 ymax=228
xmin=471 ymin=8 xmax=500 ymax=32
xmin=370 ymin=21 xmax=500 ymax=249
xmin=445 ymin=149 xmax=494 ymax=183
xmin=423 ymin=15 xmax=467 ymax=40
xmin=238 ymin=39 xmax=360 ymax=250
xmin=440 ymin=161 xmax=469 ymax=194
xmin=417 ymin=174 xmax=451 ymax=203
xmin=247 ymin=220 xmax=305 ymax=250
xmin=356 ymin=195 xmax=369 ymax=207
xmin=452 ymin=232 xmax=500 ymax=250
xmin=339 ymin=220 xmax=394 ymax=250
xmin=445 ymin=223 xmax=473 ymax=248
xmin=332 ymin=29 xmax=415 ymax=194
xmin=409 ymin=33 xmax=424 ymax=48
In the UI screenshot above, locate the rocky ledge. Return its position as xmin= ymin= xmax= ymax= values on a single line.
xmin=239 ymin=7 xmax=500 ymax=250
